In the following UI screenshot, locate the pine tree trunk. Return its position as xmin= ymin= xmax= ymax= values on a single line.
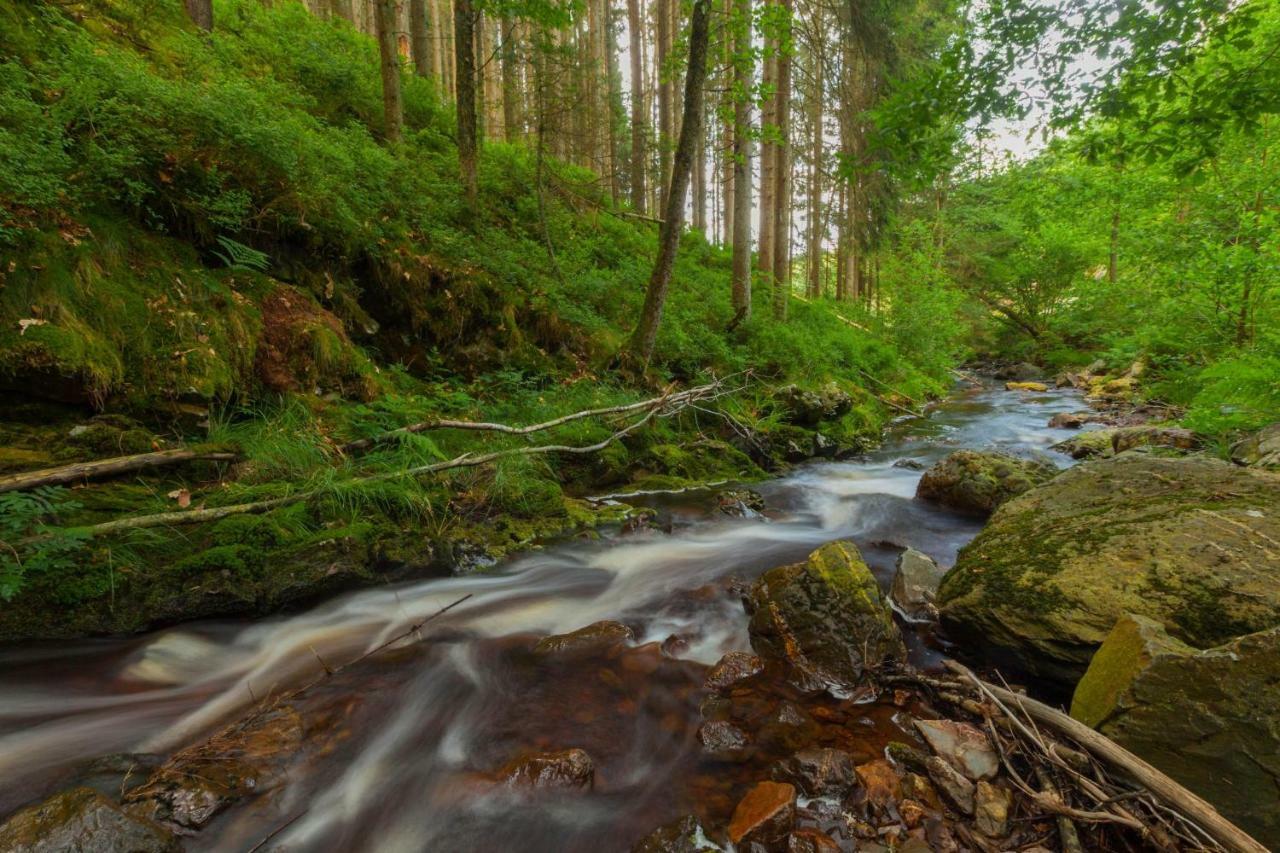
xmin=455 ymin=0 xmax=479 ymax=210
xmin=605 ymin=0 xmax=623 ymax=203
xmin=627 ymin=0 xmax=647 ymax=212
xmin=333 ymin=0 xmax=354 ymax=23
xmin=628 ymin=0 xmax=713 ymax=365
xmin=409 ymin=0 xmax=432 ymax=76
xmin=184 ymin=0 xmax=213 ymax=30
xmin=729 ymin=0 xmax=753 ymax=323
xmin=770 ymin=0 xmax=792 ymax=320
xmin=656 ymin=0 xmax=673 ymax=209
xmin=757 ymin=41 xmax=777 ymax=293
xmin=375 ymin=0 xmax=404 ymax=143
xmin=500 ymin=17 xmax=520 ymax=141
xmin=805 ymin=14 xmax=824 ymax=300
xmin=693 ymin=107 xmax=707 ymax=233
xmin=720 ymin=0 xmax=735 ymax=246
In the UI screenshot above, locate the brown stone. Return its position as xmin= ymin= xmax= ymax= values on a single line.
xmin=925 ymin=756 xmax=974 ymax=815
xmin=727 ymin=781 xmax=797 ymax=848
xmin=913 ymin=719 xmax=998 ymax=781
xmin=500 ymin=748 xmax=594 ymax=790
xmin=854 ymin=759 xmax=901 ymax=809
xmin=0 ymin=787 xmax=176 ymax=853
xmin=698 ymin=720 xmax=751 ymax=763
xmin=770 ymin=748 xmax=858 ymax=798
xmin=533 ymin=621 xmax=634 ymax=657
xmin=704 ymin=651 xmax=764 ymax=692
xmin=899 ymin=798 xmax=927 ymax=829
xmin=787 ymin=828 xmax=841 ymax=853
xmin=974 ymin=780 xmax=1012 ymax=837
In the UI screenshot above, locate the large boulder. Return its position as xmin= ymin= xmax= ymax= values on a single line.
xmin=938 ymin=454 xmax=1280 ymax=685
xmin=745 ymin=541 xmax=905 ymax=692
xmin=915 ymin=450 xmax=1057 ymax=516
xmin=1231 ymin=423 xmax=1280 ymax=470
xmin=1053 ymin=424 xmax=1200 ymax=460
xmin=1071 ymin=615 xmax=1280 ymax=847
xmin=773 ymin=384 xmax=853 ymax=427
xmin=0 ymin=788 xmax=176 ymax=853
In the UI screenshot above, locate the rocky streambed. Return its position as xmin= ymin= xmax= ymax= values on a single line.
xmin=2 ymin=377 xmax=1277 ymax=851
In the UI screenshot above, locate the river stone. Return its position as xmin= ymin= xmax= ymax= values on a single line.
xmin=727 ymin=781 xmax=796 ymax=848
xmin=1047 ymin=411 xmax=1090 ymax=429
xmin=1231 ymin=422 xmax=1280 ymax=469
xmin=912 ymin=719 xmax=998 ymax=781
xmin=786 ymin=828 xmax=841 ymax=853
xmin=698 ymin=720 xmax=751 ymax=762
xmin=890 ymin=549 xmax=947 ymax=622
xmin=1004 ymin=381 xmax=1048 ymax=392
xmin=501 ymin=748 xmax=595 ymax=790
xmin=532 ymin=620 xmax=634 ymax=657
xmin=774 ymin=384 xmax=853 ymax=427
xmin=924 ymin=756 xmax=974 ymax=815
xmin=745 ymin=541 xmax=905 ymax=692
xmin=938 ymin=453 xmax=1280 ymax=685
xmin=1051 ymin=428 xmax=1116 ymax=459
xmin=994 ymin=362 xmax=1042 ymax=381
xmin=631 ymin=814 xmax=723 ymax=852
xmin=1070 ymin=615 xmax=1280 ymax=847
xmin=704 ymin=651 xmax=764 ymax=692
xmin=770 ymin=748 xmax=859 ymax=798
xmin=0 ymin=788 xmax=177 ymax=853
xmin=974 ymin=781 xmax=1012 ymax=838
xmin=1110 ymin=425 xmax=1199 ymax=453
xmin=915 ymin=450 xmax=1057 ymax=516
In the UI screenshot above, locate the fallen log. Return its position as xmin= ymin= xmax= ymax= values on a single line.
xmin=943 ymin=660 xmax=1268 ymax=853
xmin=0 ymin=449 xmax=239 ymax=494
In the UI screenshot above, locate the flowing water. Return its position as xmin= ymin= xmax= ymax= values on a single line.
xmin=0 ymin=380 xmax=1089 ymax=851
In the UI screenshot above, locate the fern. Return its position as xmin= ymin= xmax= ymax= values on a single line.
xmin=0 ymin=487 xmax=89 ymax=600
xmin=212 ymin=235 xmax=270 ymax=273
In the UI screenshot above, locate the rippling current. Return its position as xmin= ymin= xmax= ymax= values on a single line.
xmin=0 ymin=380 xmax=1089 ymax=851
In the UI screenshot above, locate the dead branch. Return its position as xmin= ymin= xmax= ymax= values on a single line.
xmin=0 ymin=449 xmax=239 ymax=494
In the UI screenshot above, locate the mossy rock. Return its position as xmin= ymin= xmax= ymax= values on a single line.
xmin=0 ymin=786 xmax=177 ymax=853
xmin=915 ymin=449 xmax=1058 ymax=516
xmin=938 ymin=454 xmax=1280 ymax=686
xmin=745 ymin=541 xmax=905 ymax=692
xmin=1071 ymin=615 xmax=1280 ymax=848
xmin=1230 ymin=423 xmax=1280 ymax=470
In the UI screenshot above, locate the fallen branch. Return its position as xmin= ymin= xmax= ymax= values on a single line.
xmin=338 ymin=379 xmax=732 ymax=454
xmin=0 ymin=449 xmax=239 ymax=494
xmin=943 ymin=660 xmax=1267 ymax=853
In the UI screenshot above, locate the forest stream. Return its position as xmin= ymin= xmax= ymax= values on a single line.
xmin=0 ymin=380 xmax=1096 ymax=851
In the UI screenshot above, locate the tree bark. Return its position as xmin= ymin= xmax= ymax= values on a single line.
xmin=628 ymin=0 xmax=714 ymax=364
xmin=375 ymin=0 xmax=404 ymax=143
xmin=693 ymin=105 xmax=708 ymax=233
xmin=409 ymin=0 xmax=433 ymax=77
xmin=500 ymin=17 xmax=520 ymax=140
xmin=332 ymin=0 xmax=354 ymax=23
xmin=770 ymin=0 xmax=792 ymax=319
xmin=627 ymin=0 xmax=648 ymax=212
xmin=184 ymin=0 xmax=213 ymax=30
xmin=729 ymin=0 xmax=753 ymax=323
xmin=0 ymin=450 xmax=238 ymax=495
xmin=605 ymin=0 xmax=623 ymax=203
xmin=805 ymin=10 xmax=824 ymax=299
xmin=455 ymin=0 xmax=479 ymax=210
xmin=656 ymin=0 xmax=674 ymax=210
xmin=757 ymin=37 xmax=777 ymax=295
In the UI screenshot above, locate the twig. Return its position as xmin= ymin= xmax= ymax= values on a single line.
xmin=245 ymin=809 xmax=308 ymax=853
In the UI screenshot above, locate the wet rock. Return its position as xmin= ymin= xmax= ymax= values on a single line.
xmin=1070 ymin=615 xmax=1280 ymax=846
xmin=924 ymin=756 xmax=974 ymax=815
xmin=1004 ymin=381 xmax=1048 ymax=392
xmin=698 ymin=720 xmax=751 ymax=762
xmin=892 ymin=458 xmax=924 ymax=470
xmin=854 ymin=759 xmax=901 ymax=809
xmin=770 ymin=748 xmax=859 ymax=798
xmin=974 ymin=781 xmax=1012 ymax=837
xmin=69 ymin=753 xmax=164 ymax=801
xmin=912 ymin=719 xmax=998 ymax=781
xmin=898 ymin=798 xmax=927 ymax=829
xmin=915 ymin=450 xmax=1057 ymax=516
xmin=1110 ymin=425 xmax=1199 ymax=453
xmin=718 ymin=489 xmax=766 ymax=518
xmin=885 ymin=742 xmax=931 ymax=775
xmin=501 ymin=748 xmax=595 ymax=790
xmin=758 ymin=701 xmax=817 ymax=751
xmin=0 ymin=787 xmax=177 ymax=853
xmin=938 ymin=453 xmax=1280 ymax=685
xmin=890 ymin=549 xmax=947 ymax=622
xmin=1231 ymin=423 xmax=1280 ymax=469
xmin=631 ymin=814 xmax=723 ymax=852
xmin=786 ymin=828 xmax=841 ymax=853
xmin=126 ymin=705 xmax=302 ymax=831
xmin=1047 ymin=411 xmax=1091 ymax=429
xmin=532 ymin=621 xmax=634 ymax=657
xmin=727 ymin=781 xmax=796 ymax=849
xmin=1051 ymin=429 xmax=1115 ymax=459
xmin=775 ymin=385 xmax=853 ymax=427
xmin=745 ymin=541 xmax=905 ymax=692
xmin=994 ymin=362 xmax=1042 ymax=381
xmin=704 ymin=651 xmax=764 ymax=692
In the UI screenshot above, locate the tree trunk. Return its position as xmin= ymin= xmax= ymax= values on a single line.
xmin=333 ymin=0 xmax=355 ymax=23
xmin=184 ymin=0 xmax=213 ymax=30
xmin=409 ymin=0 xmax=432 ymax=77
xmin=757 ymin=41 xmax=777 ymax=294
xmin=627 ymin=0 xmax=647 ymax=212
xmin=501 ymin=17 xmax=520 ymax=140
xmin=729 ymin=0 xmax=753 ymax=323
xmin=455 ymin=0 xmax=479 ymax=210
xmin=770 ymin=0 xmax=792 ymax=319
xmin=605 ymin=0 xmax=623 ymax=203
xmin=805 ymin=11 xmax=824 ymax=299
xmin=628 ymin=0 xmax=713 ymax=364
xmin=1108 ymin=209 xmax=1119 ymax=284
xmin=656 ymin=0 xmax=673 ymax=210
xmin=375 ymin=0 xmax=404 ymax=143
xmin=693 ymin=106 xmax=708 ymax=233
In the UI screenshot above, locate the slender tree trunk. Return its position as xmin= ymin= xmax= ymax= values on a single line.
xmin=184 ymin=0 xmax=213 ymax=30
xmin=693 ymin=107 xmax=708 ymax=232
xmin=333 ymin=0 xmax=355 ymax=23
xmin=375 ymin=0 xmax=404 ymax=143
xmin=1108 ymin=209 xmax=1119 ymax=284
xmin=410 ymin=0 xmax=433 ymax=77
xmin=428 ymin=0 xmax=444 ymax=80
xmin=721 ymin=0 xmax=735 ymax=246
xmin=729 ymin=0 xmax=753 ymax=323
xmin=605 ymin=0 xmax=623 ymax=203
xmin=770 ymin=0 xmax=792 ymax=319
xmin=500 ymin=17 xmax=519 ymax=140
xmin=757 ymin=37 xmax=777 ymax=293
xmin=805 ymin=14 xmax=824 ymax=300
xmin=656 ymin=0 xmax=673 ymax=209
xmin=628 ymin=0 xmax=713 ymax=364
xmin=627 ymin=0 xmax=648 ymax=212
xmin=455 ymin=0 xmax=479 ymax=210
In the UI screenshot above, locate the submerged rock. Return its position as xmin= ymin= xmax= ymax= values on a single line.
xmin=727 ymin=781 xmax=796 ymax=849
xmin=501 ymin=748 xmax=595 ymax=790
xmin=915 ymin=450 xmax=1057 ymax=516
xmin=532 ymin=620 xmax=634 ymax=657
xmin=770 ymin=748 xmax=859 ymax=798
xmin=717 ymin=489 xmax=766 ymax=518
xmin=1004 ymin=381 xmax=1048 ymax=392
xmin=698 ymin=720 xmax=751 ymax=762
xmin=1070 ymin=615 xmax=1280 ymax=847
xmin=938 ymin=453 xmax=1280 ymax=685
xmin=745 ymin=541 xmax=905 ymax=692
xmin=0 ymin=787 xmax=176 ymax=853
xmin=704 ymin=651 xmax=764 ymax=692
xmin=890 ymin=549 xmax=947 ymax=622
xmin=1231 ymin=422 xmax=1280 ymax=469
xmin=631 ymin=815 xmax=723 ymax=852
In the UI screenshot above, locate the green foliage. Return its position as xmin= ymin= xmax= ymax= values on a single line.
xmin=0 ymin=487 xmax=89 ymax=599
